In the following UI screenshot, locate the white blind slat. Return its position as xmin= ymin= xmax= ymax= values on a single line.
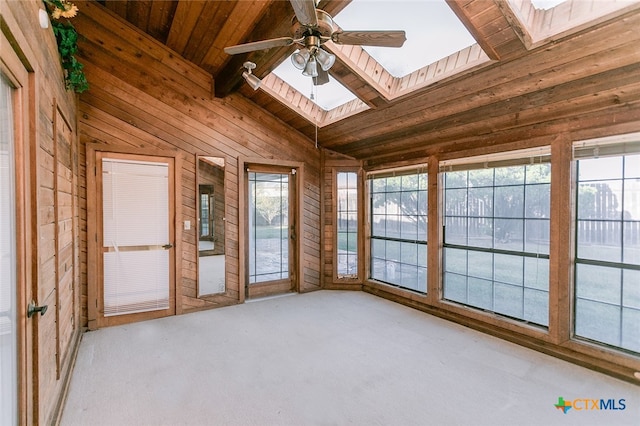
xmin=573 ymin=133 xmax=640 ymax=160
xmin=440 ymin=146 xmax=551 ymax=172
xmin=367 ymin=164 xmax=428 ymax=180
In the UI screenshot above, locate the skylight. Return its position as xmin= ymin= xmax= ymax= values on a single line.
xmin=530 ymin=0 xmax=565 ymax=9
xmin=271 ymin=57 xmax=357 ymax=111
xmin=334 ymin=0 xmax=477 ymax=78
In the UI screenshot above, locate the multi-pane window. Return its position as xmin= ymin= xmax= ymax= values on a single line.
xmin=574 ymin=142 xmax=640 ymax=354
xmin=442 ymin=151 xmax=550 ymax=326
xmin=248 ymin=172 xmax=289 ymax=284
xmin=369 ymin=170 xmax=427 ymax=293
xmin=337 ymin=172 xmax=358 ymax=278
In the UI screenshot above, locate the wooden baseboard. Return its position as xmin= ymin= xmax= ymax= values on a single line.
xmin=51 ymin=328 xmax=84 ymax=426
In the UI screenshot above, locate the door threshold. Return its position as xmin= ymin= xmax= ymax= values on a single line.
xmin=246 ymin=292 xmax=297 ymax=303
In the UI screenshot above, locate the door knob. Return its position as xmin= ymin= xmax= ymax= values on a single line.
xmin=27 ymin=300 xmax=48 ymax=318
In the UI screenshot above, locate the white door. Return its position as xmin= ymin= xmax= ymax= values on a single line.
xmin=0 ymin=71 xmax=17 ymax=425
xmin=98 ymin=154 xmax=175 ymax=326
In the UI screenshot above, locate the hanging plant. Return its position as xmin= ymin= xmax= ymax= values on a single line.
xmin=44 ymin=0 xmax=89 ymax=93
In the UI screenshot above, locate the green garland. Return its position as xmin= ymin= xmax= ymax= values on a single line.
xmin=45 ymin=0 xmax=89 ymax=93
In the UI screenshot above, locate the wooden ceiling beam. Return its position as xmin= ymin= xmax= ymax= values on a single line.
xmin=446 ymin=0 xmax=527 ymax=61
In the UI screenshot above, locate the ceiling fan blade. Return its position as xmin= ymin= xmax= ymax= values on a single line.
xmin=289 ymin=0 xmax=318 ymax=27
xmin=313 ymin=67 xmax=330 ymax=86
xmin=224 ymin=37 xmax=295 ymax=55
xmin=332 ymin=30 xmax=407 ymax=48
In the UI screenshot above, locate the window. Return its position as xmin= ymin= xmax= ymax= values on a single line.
xmin=336 ymin=172 xmax=358 ymax=278
xmin=248 ymin=172 xmax=289 ymax=284
xmin=441 ymin=149 xmax=551 ymax=326
xmin=573 ymin=138 xmax=640 ymax=354
xmin=369 ymin=169 xmax=427 ymax=293
xmin=199 ymin=185 xmax=213 ymax=240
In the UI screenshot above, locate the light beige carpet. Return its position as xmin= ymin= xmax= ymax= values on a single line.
xmin=61 ymin=290 xmax=639 ymax=425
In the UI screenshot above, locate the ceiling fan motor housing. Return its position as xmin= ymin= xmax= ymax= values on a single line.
xmin=291 ymin=9 xmax=335 ymax=41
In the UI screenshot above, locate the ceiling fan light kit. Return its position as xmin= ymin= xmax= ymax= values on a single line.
xmin=302 ymin=56 xmax=319 ymax=77
xmin=225 ymin=0 xmax=406 ymax=87
xmin=315 ymin=48 xmax=335 ymax=71
xmin=291 ymin=48 xmax=311 ymax=69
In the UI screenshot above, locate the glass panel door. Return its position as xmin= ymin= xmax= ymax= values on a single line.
xmin=0 ymin=72 xmax=17 ymax=425
xmin=248 ymin=171 xmax=294 ymax=297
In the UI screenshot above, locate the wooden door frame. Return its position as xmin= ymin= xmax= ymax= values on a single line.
xmin=238 ymin=158 xmax=304 ymax=302
xmin=86 ymin=144 xmax=182 ymax=329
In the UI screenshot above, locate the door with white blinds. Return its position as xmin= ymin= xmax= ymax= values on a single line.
xmin=100 ymin=156 xmax=174 ymax=323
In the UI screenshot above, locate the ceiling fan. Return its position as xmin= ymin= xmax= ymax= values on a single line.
xmin=224 ymin=0 xmax=406 ymax=85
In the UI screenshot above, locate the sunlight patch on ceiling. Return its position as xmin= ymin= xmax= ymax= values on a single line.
xmin=271 ymin=57 xmax=357 ymax=111
xmin=530 ymin=0 xmax=566 ymax=9
xmin=334 ymin=0 xmax=477 ymax=78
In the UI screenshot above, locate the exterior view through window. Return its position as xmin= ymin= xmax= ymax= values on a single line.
xmin=248 ymin=172 xmax=289 ymax=283
xmin=442 ymin=153 xmax=551 ymax=326
xmin=336 ymin=172 xmax=358 ymax=278
xmin=574 ymin=148 xmax=640 ymax=353
xmin=369 ymin=170 xmax=427 ymax=293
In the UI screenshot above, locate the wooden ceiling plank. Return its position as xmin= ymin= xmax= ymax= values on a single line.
xmin=102 ymin=0 xmax=127 ymax=18
xmin=125 ymin=0 xmax=151 ymax=33
xmin=190 ymin=2 xmax=236 ymax=65
xmin=166 ymin=0 xmax=206 ymax=55
xmin=201 ymin=1 xmax=274 ymax=75
xmin=146 ymin=0 xmax=177 ymax=44
xmin=76 ymin=1 xmax=212 ymax=96
xmin=181 ymin=1 xmax=223 ymax=62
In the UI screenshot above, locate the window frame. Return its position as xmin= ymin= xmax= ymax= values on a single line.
xmin=572 ymin=135 xmax=640 ymax=355
xmin=334 ymin=169 xmax=361 ymax=281
xmin=366 ymin=166 xmax=428 ymax=294
xmin=440 ymin=148 xmax=552 ymax=327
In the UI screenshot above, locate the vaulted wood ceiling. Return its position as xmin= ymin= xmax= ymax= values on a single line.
xmin=95 ymin=0 xmax=640 ymax=165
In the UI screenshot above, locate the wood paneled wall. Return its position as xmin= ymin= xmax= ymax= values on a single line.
xmin=1 ymin=0 xmax=82 ymax=424
xmin=73 ymin=1 xmax=321 ymax=318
